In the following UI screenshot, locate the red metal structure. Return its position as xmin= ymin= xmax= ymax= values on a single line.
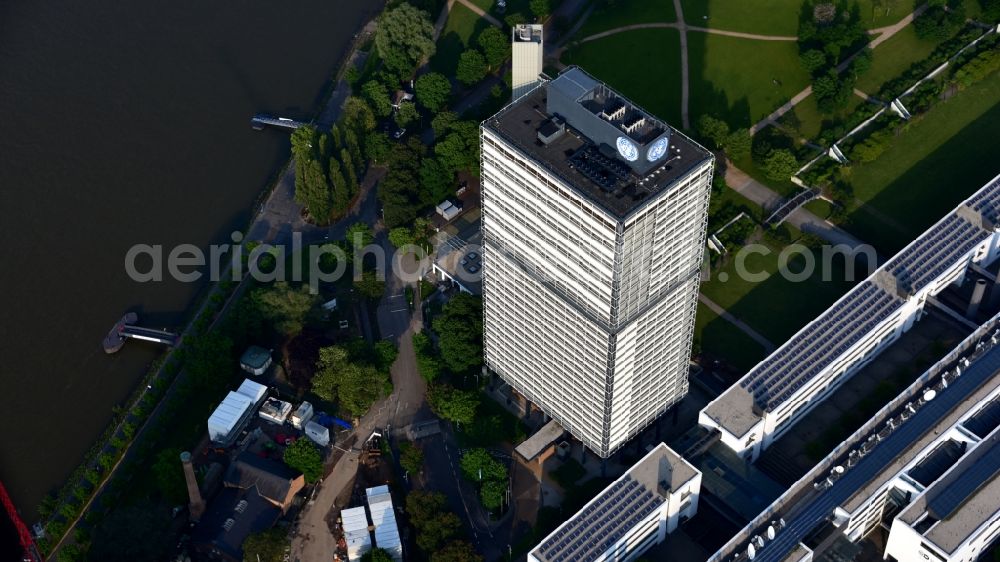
xmin=0 ymin=479 xmax=43 ymax=562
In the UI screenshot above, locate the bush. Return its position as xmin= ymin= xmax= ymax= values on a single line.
xmin=283 ymin=438 xmax=324 ymax=483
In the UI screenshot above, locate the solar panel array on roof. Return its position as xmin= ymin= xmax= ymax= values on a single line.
xmin=908 ymin=440 xmax=968 ymax=487
xmin=535 ymin=475 xmax=665 ymax=562
xmin=883 ymin=215 xmax=984 ymax=294
xmin=927 ymin=436 xmax=1000 ymax=520
xmin=963 ymin=397 xmax=1000 ymax=439
xmin=732 ymin=175 xmax=1000 ymax=413
xmin=739 ymin=281 xmax=903 ymax=410
xmin=966 ymin=175 xmax=1000 ymax=216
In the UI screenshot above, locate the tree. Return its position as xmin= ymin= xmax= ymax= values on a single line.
xmin=362 ymin=80 xmax=393 ymax=118
xmin=429 ymin=384 xmax=480 ymax=425
xmin=354 ymin=270 xmax=386 ymax=300
xmin=433 ymin=293 xmax=484 ymax=373
xmin=432 ymin=541 xmax=483 ymax=562
xmin=365 ymin=131 xmax=393 ymax=164
xmin=376 ymin=4 xmax=437 ymax=78
xmin=696 ymin=115 xmax=730 ymax=150
xmin=243 ymin=528 xmax=289 ymax=562
xmin=460 ymin=449 xmax=507 ymax=482
xmin=340 ymin=148 xmax=359 ymax=196
xmin=480 ymin=479 xmax=506 ymax=510
xmin=415 ymin=72 xmax=452 ymax=112
xmin=291 ymin=126 xmax=335 ymax=224
xmin=251 ymin=282 xmax=316 ymax=338
xmin=344 ymin=96 xmax=377 ymax=134
xmin=477 ymin=27 xmax=510 ymax=69
xmin=151 ymin=448 xmax=187 ymax=505
xmin=395 ymin=100 xmax=419 ymax=129
xmin=312 ymin=346 xmax=392 ymax=416
xmin=185 ymin=331 xmax=234 ymax=391
xmin=361 ymin=549 xmax=396 ymax=562
xmin=435 ymin=121 xmax=480 ymax=176
xmin=87 ymin=504 xmax=170 ymax=562
xmin=399 ymin=441 xmax=425 ymax=474
xmin=346 ymin=222 xmax=375 ymax=249
xmin=799 ymin=49 xmax=828 ymax=74
xmin=456 ymin=49 xmax=488 ymax=86
xmin=413 ymin=332 xmax=442 ymax=381
xmin=374 ymin=340 xmax=398 ymax=372
xmin=530 ymin=0 xmax=552 ymax=18
xmin=419 ymin=157 xmax=454 ymax=205
xmin=389 ymin=227 xmax=417 ymax=249
xmin=283 ymin=438 xmax=323 ymax=482
xmin=724 ymin=129 xmax=751 ymax=159
xmin=914 ymin=0 xmax=965 ymax=40
xmin=762 ymin=149 xmax=798 ymax=181
xmin=431 ymin=111 xmax=459 ymax=138
xmin=406 ymin=491 xmax=462 ymax=552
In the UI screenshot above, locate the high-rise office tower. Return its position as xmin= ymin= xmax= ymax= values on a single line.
xmin=511 ymin=24 xmax=543 ymax=101
xmin=481 ymin=67 xmax=714 ymax=457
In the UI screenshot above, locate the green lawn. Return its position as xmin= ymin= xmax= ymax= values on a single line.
xmin=694 ymin=303 xmax=768 ymax=371
xmin=680 ymin=0 xmax=913 ymax=35
xmin=803 ymin=198 xmax=834 ymax=219
xmin=844 ymin=70 xmax=1000 ymax=252
xmin=855 ymin=24 xmax=945 ymax=94
xmin=575 ymin=0 xmax=675 ymax=38
xmin=561 ymin=29 xmax=683 ymax=124
xmin=430 ymin=2 xmax=492 ymax=76
xmin=700 ymin=241 xmax=856 ymax=344
xmin=688 ymin=33 xmax=812 ymax=129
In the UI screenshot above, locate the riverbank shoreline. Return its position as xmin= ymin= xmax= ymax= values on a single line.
xmin=34 ymin=6 xmax=385 ymax=556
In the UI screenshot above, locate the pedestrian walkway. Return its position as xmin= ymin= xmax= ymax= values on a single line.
xmin=724 ymin=162 xmax=870 ymax=251
xmin=454 ymin=0 xmax=503 ymax=28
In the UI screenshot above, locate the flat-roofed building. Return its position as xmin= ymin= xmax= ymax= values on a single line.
xmin=366 ymin=485 xmax=403 ymax=561
xmin=700 ymin=173 xmax=1000 ymax=462
xmin=341 ymin=506 xmax=372 ymax=561
xmin=482 ymin=66 xmax=714 ymax=457
xmin=705 ymin=309 xmax=1000 ymax=562
xmin=528 ymin=443 xmax=701 ymax=562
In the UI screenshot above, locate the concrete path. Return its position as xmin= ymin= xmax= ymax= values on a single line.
xmin=454 ymin=0 xmax=503 ymax=28
xmin=699 ymin=293 xmax=777 ymax=352
xmin=673 ymin=0 xmax=692 ymax=129
xmin=579 ymin=22 xmax=798 ymax=43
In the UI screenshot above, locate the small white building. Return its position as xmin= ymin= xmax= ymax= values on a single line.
xmin=206 ymin=378 xmax=269 ymax=445
xmin=304 ymin=421 xmax=330 ymax=447
xmin=366 ymin=485 xmax=403 ymax=561
xmin=239 ymin=346 xmax=272 ymax=376
xmin=528 ymin=443 xmax=701 ymax=562
xmin=258 ymin=397 xmax=293 ymax=425
xmin=291 ymin=401 xmax=314 ymax=430
xmin=341 ymin=506 xmax=372 ymax=562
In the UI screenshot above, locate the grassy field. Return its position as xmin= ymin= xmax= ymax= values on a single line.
xmin=700 ymin=241 xmax=856 ymax=344
xmin=561 ymin=29 xmax=683 ymax=124
xmin=575 ymin=0 xmax=675 ymax=38
xmin=430 ymin=2 xmax=492 ymax=76
xmin=680 ymin=0 xmax=913 ymax=35
xmin=694 ymin=303 xmax=768 ymax=371
xmin=803 ymin=198 xmax=835 ymax=219
xmin=855 ymin=24 xmax=944 ymax=94
xmin=688 ymin=33 xmax=812 ymax=129
xmin=844 ymin=70 xmax=1000 ymax=252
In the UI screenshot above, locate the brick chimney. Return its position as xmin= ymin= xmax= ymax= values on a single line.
xmin=180 ymin=451 xmax=205 ymax=522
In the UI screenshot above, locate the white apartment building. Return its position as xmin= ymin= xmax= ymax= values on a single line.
xmin=528 ymin=443 xmax=702 ymax=562
xmin=700 ymin=173 xmax=1000 ymax=462
xmin=511 ymin=24 xmax=543 ymax=101
xmin=481 ymin=67 xmax=714 ymax=457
